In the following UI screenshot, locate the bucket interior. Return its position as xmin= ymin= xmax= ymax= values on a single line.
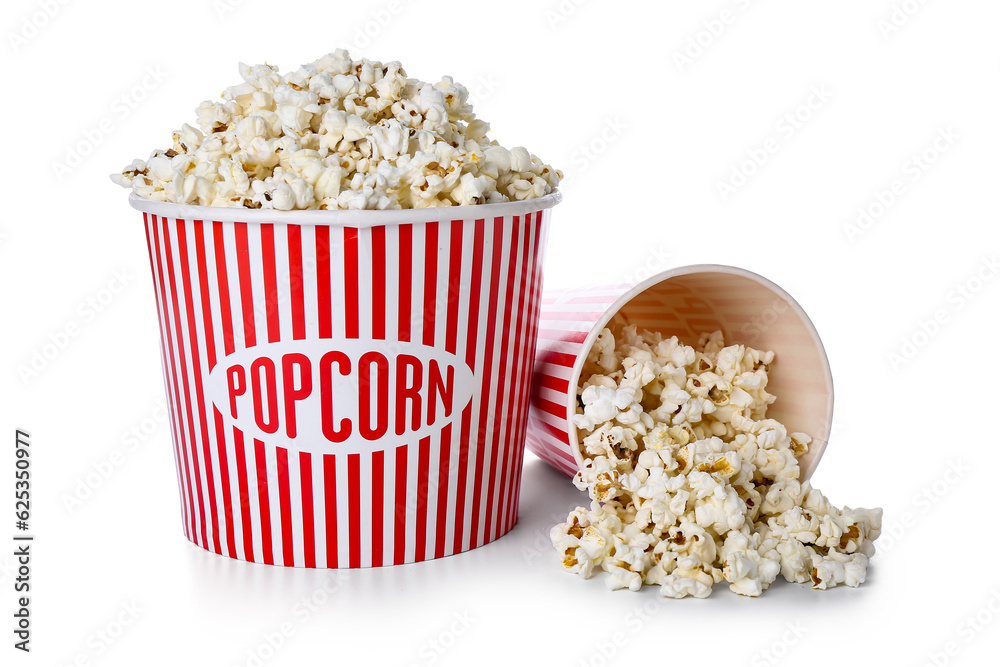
xmin=582 ymin=268 xmax=833 ymax=480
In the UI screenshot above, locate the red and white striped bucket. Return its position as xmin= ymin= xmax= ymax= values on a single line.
xmin=132 ymin=192 xmax=559 ymax=567
xmin=526 ymin=265 xmax=834 ymax=481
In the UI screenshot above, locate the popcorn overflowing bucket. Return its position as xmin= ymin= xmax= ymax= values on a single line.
xmin=526 ymin=265 xmax=834 ymax=481
xmin=134 ymin=192 xmax=559 ymax=567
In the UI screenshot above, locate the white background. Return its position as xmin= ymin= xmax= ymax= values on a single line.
xmin=2 ymin=0 xmax=999 ymax=665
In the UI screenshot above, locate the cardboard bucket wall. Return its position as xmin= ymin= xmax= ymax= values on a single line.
xmin=527 ymin=265 xmax=834 ymax=481
xmin=132 ymin=193 xmax=558 ymax=567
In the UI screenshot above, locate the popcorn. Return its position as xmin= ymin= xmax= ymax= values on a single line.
xmin=810 ymin=551 xmax=870 ymax=590
xmin=551 ymin=324 xmax=882 ymax=598
xmin=719 ymin=530 xmax=781 ymax=597
xmin=113 ymin=49 xmax=561 ymax=210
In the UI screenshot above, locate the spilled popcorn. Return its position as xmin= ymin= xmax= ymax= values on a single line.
xmin=551 ymin=325 xmax=882 ymax=598
xmin=111 ymin=49 xmax=560 ymax=210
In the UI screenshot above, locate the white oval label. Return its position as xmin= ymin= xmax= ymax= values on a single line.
xmin=206 ymin=339 xmax=476 ymax=455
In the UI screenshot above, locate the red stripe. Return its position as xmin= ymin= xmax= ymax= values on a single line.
xmin=344 ymin=228 xmax=361 ymax=566
xmin=436 ymin=423 xmax=453 ymax=559
xmin=287 ymin=224 xmax=313 ymax=567
xmin=453 ymin=218 xmax=486 ymax=554
xmin=344 ymin=227 xmax=360 ymax=340
xmin=212 ymin=224 xmax=236 ymax=356
xmin=317 ymin=226 xmax=337 ymax=567
xmin=146 ymin=216 xmax=193 ymax=537
xmin=299 ymin=452 xmax=315 ymax=568
xmin=455 ymin=415 xmax=473 ymax=552
xmin=323 ymin=454 xmax=338 ymax=568
xmin=444 ymin=221 xmax=462 ymax=355
xmin=545 ymin=351 xmax=578 ymax=368
xmin=315 ymin=225 xmax=337 ymax=567
xmin=193 ymin=223 xmax=218 ymax=371
xmin=175 ymin=220 xmax=221 ymax=555
xmin=534 ymin=341 xmax=586 ymax=358
xmin=394 ymin=225 xmax=413 ymax=565
xmin=398 ymin=225 xmax=413 ymax=343
xmin=371 ymin=226 xmax=386 ymax=340
xmin=470 ymin=217 xmax=506 ymax=548
xmin=484 ymin=216 xmax=520 ymax=541
xmin=348 ymin=453 xmax=361 ymax=568
xmin=537 ymin=398 xmax=567 ymax=419
xmin=254 ymin=439 xmax=274 ymax=565
xmin=260 ymin=224 xmax=281 ymax=343
xmin=232 ymin=427 xmax=255 ymax=561
xmin=435 ymin=220 xmax=463 ymax=558
xmin=545 ymin=445 xmax=578 ymax=465
xmin=193 ymin=224 xmax=235 ymax=557
xmin=414 ymin=436 xmax=430 ymax=561
xmin=541 ymin=420 xmax=569 ymax=443
xmin=533 ymin=404 xmax=571 ymax=429
xmin=537 ymin=373 xmax=570 ymax=393
xmin=233 ymin=223 xmax=257 ymax=348
xmin=276 ymin=448 xmax=294 ymax=566
xmin=371 ymin=450 xmax=384 ymax=567
xmin=422 ymin=222 xmax=438 ymax=347
xmin=393 ymin=445 xmax=408 ymax=565
xmin=287 ymin=225 xmax=306 ymax=341
xmin=414 ymin=221 xmax=439 ymax=561
xmin=371 ymin=226 xmax=387 ymax=566
xmin=161 ymin=220 xmax=208 ymax=547
xmin=316 ymin=226 xmax=332 ymax=339
xmin=556 ymin=461 xmax=577 ymax=475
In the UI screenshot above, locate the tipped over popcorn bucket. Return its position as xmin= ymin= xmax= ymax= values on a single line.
xmin=134 ymin=192 xmax=559 ymax=567
xmin=526 ymin=265 xmax=834 ymax=481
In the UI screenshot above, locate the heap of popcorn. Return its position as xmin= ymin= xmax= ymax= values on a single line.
xmin=111 ymin=49 xmax=561 ymax=210
xmin=551 ymin=324 xmax=882 ymax=598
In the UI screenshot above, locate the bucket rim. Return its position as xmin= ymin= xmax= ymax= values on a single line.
xmin=129 ymin=190 xmax=562 ymax=228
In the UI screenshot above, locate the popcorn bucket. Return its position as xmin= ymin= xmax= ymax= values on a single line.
xmin=526 ymin=265 xmax=834 ymax=481
xmin=132 ymin=192 xmax=559 ymax=567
